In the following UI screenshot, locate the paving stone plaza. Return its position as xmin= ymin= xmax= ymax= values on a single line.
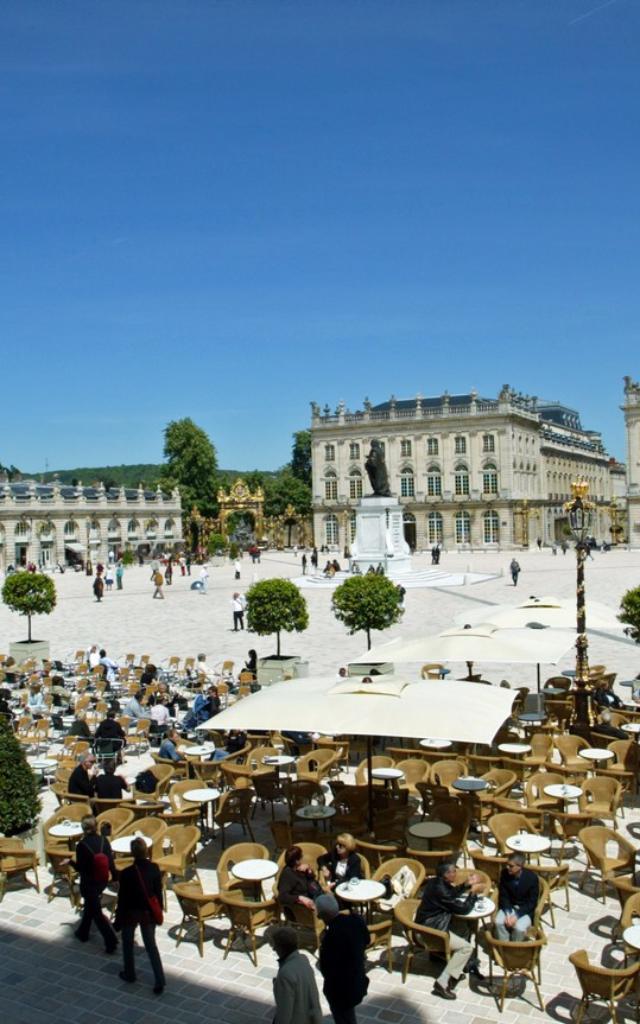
xmin=2 ymin=546 xmax=640 ymax=1024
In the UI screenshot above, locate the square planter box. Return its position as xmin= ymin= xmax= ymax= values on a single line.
xmin=9 ymin=639 xmax=50 ymax=666
xmin=347 ymin=661 xmax=394 ymax=677
xmin=257 ymin=655 xmax=309 ymax=686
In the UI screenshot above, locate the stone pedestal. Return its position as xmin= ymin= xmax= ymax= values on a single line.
xmin=9 ymin=639 xmax=50 ymax=666
xmin=350 ymin=497 xmax=412 ymax=577
xmin=257 ymin=655 xmax=310 ymax=686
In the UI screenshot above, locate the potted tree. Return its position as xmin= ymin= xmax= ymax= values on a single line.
xmin=3 ymin=571 xmax=57 ymax=665
xmin=246 ymin=579 xmax=309 ymax=684
xmin=208 ymin=533 xmax=227 ymax=567
xmin=619 ymin=586 xmax=640 ymax=643
xmin=332 ymin=575 xmax=404 ymax=653
xmin=0 ymin=714 xmax=41 ymax=837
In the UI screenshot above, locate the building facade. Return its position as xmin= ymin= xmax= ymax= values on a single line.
xmin=311 ymin=385 xmax=621 ymax=552
xmin=0 ymin=479 xmax=183 ymax=570
xmin=623 ymin=375 xmax=640 ymax=545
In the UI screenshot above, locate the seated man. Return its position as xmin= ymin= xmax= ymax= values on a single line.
xmin=415 ymin=860 xmax=485 ymax=1000
xmin=68 ymin=753 xmax=97 ymax=798
xmin=124 ymin=691 xmax=145 ymax=720
xmin=594 ymin=709 xmax=628 ymax=740
xmin=98 ymin=649 xmax=119 ymax=686
xmin=94 ymin=759 xmax=130 ymax=800
xmin=94 ymin=709 xmax=126 ymax=755
xmin=494 ymin=852 xmax=539 ymax=942
xmin=158 ymin=727 xmax=186 ymax=764
xmin=592 ymin=678 xmax=623 ymax=709
xmin=68 ymin=712 xmax=92 ymax=739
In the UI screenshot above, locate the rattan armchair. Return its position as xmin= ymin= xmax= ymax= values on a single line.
xmin=579 ymin=826 xmax=636 ymax=902
xmin=218 ymin=890 xmax=278 ymax=966
xmin=393 ymin=897 xmax=451 ymax=983
xmin=485 ymin=928 xmax=546 ymax=1012
xmin=569 ymin=949 xmax=640 ymax=1024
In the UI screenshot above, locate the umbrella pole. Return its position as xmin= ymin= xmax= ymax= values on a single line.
xmin=367 ymin=735 xmax=374 ymax=833
xmin=536 ymin=663 xmax=540 ymax=693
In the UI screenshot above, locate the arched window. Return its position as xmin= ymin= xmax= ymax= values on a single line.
xmin=324 ymin=444 xmax=335 ymax=462
xmin=164 ymin=518 xmax=174 ymax=537
xmin=427 ymin=511 xmax=443 ymax=544
xmin=454 ymin=464 xmax=470 ymax=496
xmin=483 ymin=510 xmax=499 ymax=544
xmin=324 ymin=471 xmax=338 ymax=501
xmin=324 ymin=514 xmax=339 ymax=546
xmin=108 ymin=517 xmax=121 ymax=536
xmin=349 ymin=469 xmax=363 ymax=500
xmin=400 ymin=466 xmax=415 ymax=497
xmin=63 ymin=520 xmax=77 ymax=538
xmin=455 ymin=510 xmax=471 ymax=544
xmin=427 ymin=464 xmax=442 ymax=497
xmin=127 ymin=518 xmax=139 ymax=537
xmin=482 ymin=463 xmax=498 ymax=495
xmin=145 ymin=518 xmax=158 ymax=538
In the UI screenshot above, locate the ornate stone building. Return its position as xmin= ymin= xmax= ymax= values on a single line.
xmin=622 ymin=375 xmax=640 ymax=545
xmin=0 ymin=479 xmax=182 ymax=569
xmin=311 ymin=386 xmax=620 ymax=552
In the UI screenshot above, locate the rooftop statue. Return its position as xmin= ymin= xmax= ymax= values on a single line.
xmin=365 ymin=439 xmax=391 ymax=497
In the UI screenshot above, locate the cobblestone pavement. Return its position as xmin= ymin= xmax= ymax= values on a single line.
xmin=2 ymin=548 xmax=640 ymax=1024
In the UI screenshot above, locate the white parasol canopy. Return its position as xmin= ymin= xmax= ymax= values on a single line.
xmin=202 ymin=674 xmax=516 ymax=746
xmin=363 ymin=624 xmax=576 ymax=667
xmin=454 ymin=595 xmax=623 ymax=631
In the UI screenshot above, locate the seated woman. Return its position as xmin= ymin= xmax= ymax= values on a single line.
xmin=318 ymin=833 xmax=362 ymax=891
xmin=278 ymin=846 xmax=322 ymax=917
xmin=67 ymin=712 xmax=92 ymax=739
xmin=244 ymin=649 xmax=258 ymax=679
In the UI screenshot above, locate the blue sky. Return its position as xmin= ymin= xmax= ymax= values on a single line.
xmin=1 ymin=0 xmax=637 ymax=471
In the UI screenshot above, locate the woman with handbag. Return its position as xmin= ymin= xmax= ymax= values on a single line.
xmin=114 ymin=837 xmax=166 ymax=994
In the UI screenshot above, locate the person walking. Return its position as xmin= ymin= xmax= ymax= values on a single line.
xmin=115 ymin=560 xmax=124 ymax=589
xmin=232 ymin=592 xmax=246 ymax=631
xmin=104 ymin=565 xmax=114 ymax=591
xmin=68 ymin=814 xmax=118 ymax=953
xmin=317 ymin=893 xmax=369 ymax=1024
xmin=301 ymin=553 xmax=307 ymax=575
xmin=509 ymin=558 xmax=521 ymax=587
xmin=164 ymin=559 xmax=173 ymax=585
xmin=115 ymin=836 xmax=165 ymax=994
xmin=234 ymin=557 xmax=241 ymax=580
xmin=152 ymin=569 xmax=164 ymax=599
xmin=186 ymin=553 xmax=192 ymax=575
xmin=93 ymin=574 xmax=104 ymax=603
xmin=199 ymin=564 xmax=209 ymax=594
xmin=271 ymin=926 xmax=322 ymax=1024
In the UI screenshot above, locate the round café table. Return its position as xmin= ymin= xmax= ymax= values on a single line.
xmin=295 ymin=805 xmax=336 ymax=831
xmin=623 ymin=925 xmax=640 ymax=950
xmin=543 ymin=687 xmax=565 ymax=697
xmin=183 ymin=787 xmax=221 ymax=838
xmin=111 ymin=833 xmax=153 ymax=854
xmin=506 ymin=833 xmax=550 ymax=860
xmin=263 ymin=756 xmax=295 ymax=767
xmin=371 ymin=768 xmax=405 ymax=782
xmin=231 ymin=858 xmax=278 ymax=898
xmin=49 ymin=822 xmax=83 ymax=843
xmin=579 ymin=748 xmax=615 ymax=765
xmin=408 ymin=820 xmax=452 ymax=850
xmin=562 ymin=670 xmax=577 ymax=679
xmin=184 ymin=744 xmax=215 ymax=759
xmin=544 ymin=783 xmax=582 ymax=806
xmin=622 ymin=723 xmax=640 ymax=735
xmin=336 ymin=879 xmax=386 ymax=920
xmin=453 ymin=777 xmax=488 ymax=793
xmin=454 ymin=896 xmax=496 ymax=954
xmin=498 ymin=743 xmax=531 ymax=756
xmin=420 ymin=738 xmax=452 ymax=750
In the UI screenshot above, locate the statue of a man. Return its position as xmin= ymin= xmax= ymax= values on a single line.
xmin=365 ymin=439 xmax=391 ymax=497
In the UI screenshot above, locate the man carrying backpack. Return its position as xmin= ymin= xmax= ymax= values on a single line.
xmin=69 ymin=814 xmax=118 ymax=953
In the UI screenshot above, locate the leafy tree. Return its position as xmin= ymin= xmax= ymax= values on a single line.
xmin=2 ymin=572 xmax=57 ymax=642
xmin=332 ymin=575 xmax=404 ymax=650
xmin=121 ymin=549 xmax=135 ymax=566
xmin=264 ymin=471 xmax=312 ymax=517
xmin=0 ymin=715 xmax=41 ymax=835
xmin=246 ymin=578 xmax=309 ymax=656
xmin=208 ymin=533 xmax=227 ymax=555
xmin=290 ymin=430 xmax=312 ymax=486
xmin=161 ymin=418 xmax=218 ymax=516
xmin=619 ymin=586 xmax=640 ymax=644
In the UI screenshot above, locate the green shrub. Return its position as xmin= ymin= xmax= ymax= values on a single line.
xmin=0 ymin=715 xmax=41 ymax=835
xmin=2 ymin=571 xmax=56 ymax=642
xmin=332 ymin=575 xmax=404 ymax=650
xmin=121 ymin=550 xmax=135 ymax=566
xmin=229 ymin=541 xmax=240 ymax=560
xmin=246 ymin=578 xmax=309 ymax=656
xmin=619 ymin=586 xmax=640 ymax=644
xmin=208 ymin=533 xmax=227 ymax=555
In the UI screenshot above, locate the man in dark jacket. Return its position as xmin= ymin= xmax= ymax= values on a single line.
xmin=95 ymin=710 xmax=126 ymax=758
xmin=495 ymin=852 xmax=539 ymax=941
xmin=68 ymin=753 xmax=97 ymax=798
xmin=68 ymin=814 xmax=118 ymax=952
xmin=94 ymin=759 xmax=130 ymax=800
xmin=592 ymin=710 xmax=628 ymax=741
xmin=415 ymin=861 xmax=485 ymax=999
xmin=317 ymin=893 xmax=369 ymax=1024
xmin=115 ymin=836 xmax=165 ymax=993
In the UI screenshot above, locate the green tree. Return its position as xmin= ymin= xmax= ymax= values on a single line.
xmin=246 ymin=578 xmax=309 ymax=656
xmin=121 ymin=549 xmax=135 ymax=566
xmin=2 ymin=572 xmax=57 ymax=642
xmin=264 ymin=471 xmax=312 ymax=517
xmin=161 ymin=418 xmax=218 ymax=516
xmin=332 ymin=575 xmax=404 ymax=650
xmin=619 ymin=586 xmax=640 ymax=644
xmin=290 ymin=430 xmax=312 ymax=486
xmin=0 ymin=714 xmax=41 ymax=835
xmin=208 ymin=533 xmax=227 ymax=555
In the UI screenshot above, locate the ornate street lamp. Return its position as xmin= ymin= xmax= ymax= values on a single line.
xmin=564 ymin=481 xmax=594 ymax=736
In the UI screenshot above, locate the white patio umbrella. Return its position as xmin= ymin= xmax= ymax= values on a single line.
xmin=454 ymin=595 xmax=623 ymax=632
xmin=364 ymin=624 xmax=575 ymax=667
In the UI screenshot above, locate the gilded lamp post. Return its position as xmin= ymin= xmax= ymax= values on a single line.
xmin=564 ymin=481 xmax=594 ymax=734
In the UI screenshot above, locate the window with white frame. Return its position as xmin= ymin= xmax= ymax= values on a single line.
xmin=400 ymin=467 xmax=415 ymax=497
xmin=427 ymin=511 xmax=443 ymax=544
xmin=427 ymin=438 xmax=439 ymax=456
xmin=15 ymin=520 xmax=30 ymax=537
xmin=483 ymin=510 xmax=499 ymax=544
xmin=427 ymin=465 xmax=442 ymax=497
xmin=349 ymin=511 xmax=356 ymax=542
xmin=324 ymin=473 xmax=338 ymax=501
xmin=483 ymin=434 xmax=495 ymax=453
xmin=454 ymin=436 xmax=467 ymax=455
xmin=482 ymin=463 xmax=498 ymax=494
xmin=63 ymin=520 xmax=76 ymax=537
xmin=324 ymin=444 xmax=336 ymax=462
xmin=400 ymin=439 xmax=412 ymax=458
xmin=455 ymin=510 xmax=471 ymax=544
xmin=349 ymin=442 xmax=360 ymax=461
xmin=454 ymin=464 xmax=470 ymax=496
xmin=324 ymin=514 xmax=339 ymax=546
xmin=349 ymin=470 xmax=363 ymax=500
xmin=164 ymin=518 xmax=174 ymax=537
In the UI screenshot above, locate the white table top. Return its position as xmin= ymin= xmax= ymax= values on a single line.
xmin=231 ymin=858 xmax=278 ymax=881
xmin=263 ymin=755 xmax=295 ymax=767
xmin=579 ymin=748 xmax=615 ymax=761
xmin=336 ymin=879 xmax=386 ymax=903
xmin=622 ymin=723 xmax=640 ymax=734
xmin=408 ymin=821 xmax=452 ymax=840
xmin=184 ymin=745 xmax=214 ymax=756
xmin=420 ymin=738 xmax=452 ymax=749
xmin=454 ymin=896 xmax=496 ymax=920
xmin=49 ymin=822 xmax=83 ymax=838
xmin=296 ymin=805 xmax=336 ymax=820
xmin=183 ymin=788 xmax=220 ymax=803
xmin=111 ymin=833 xmax=153 ymax=854
xmin=624 ymin=925 xmax=640 ymax=950
xmin=498 ymin=743 xmax=531 ymax=755
xmin=30 ymin=759 xmax=57 ymax=770
xmin=544 ymin=784 xmax=583 ymax=800
xmin=371 ymin=767 xmax=404 ymax=780
xmin=453 ymin=776 xmax=488 ymax=792
xmin=506 ymin=834 xmax=551 ymax=854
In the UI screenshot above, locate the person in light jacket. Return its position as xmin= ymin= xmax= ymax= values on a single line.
xmin=271 ymin=926 xmax=322 ymax=1024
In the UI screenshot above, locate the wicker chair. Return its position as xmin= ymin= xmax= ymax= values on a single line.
xmin=0 ymin=839 xmax=40 ymax=901
xmin=218 ymin=890 xmax=278 ymax=966
xmin=173 ymin=880 xmax=224 ymax=956
xmin=569 ymin=949 xmax=640 ymax=1024
xmin=579 ymin=777 xmax=623 ymax=830
xmin=578 ymin=826 xmax=636 ymax=902
xmin=214 ymin=789 xmax=255 ymax=848
xmin=485 ymin=928 xmax=546 ymax=1012
xmin=394 ymin=897 xmax=451 ymax=983
xmin=367 ymin=858 xmax=426 ymax=972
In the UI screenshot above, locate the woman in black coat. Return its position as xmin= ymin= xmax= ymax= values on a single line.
xmin=318 ymin=833 xmax=362 ymax=890
xmin=278 ymin=846 xmax=322 ymax=917
xmin=114 ymin=837 xmax=165 ymax=994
